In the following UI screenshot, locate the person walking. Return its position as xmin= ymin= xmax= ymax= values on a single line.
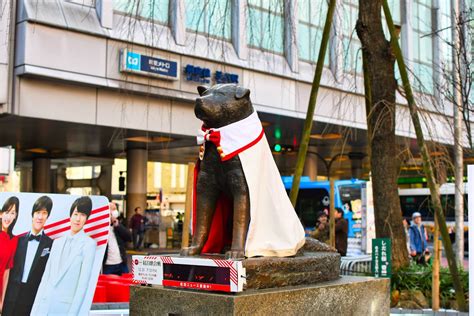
xmin=335 ymin=207 xmax=348 ymax=256
xmin=130 ymin=207 xmax=146 ymax=250
xmin=409 ymin=212 xmax=429 ymax=265
xmin=103 ymin=203 xmax=132 ymax=275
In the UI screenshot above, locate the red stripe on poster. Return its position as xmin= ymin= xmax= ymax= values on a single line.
xmin=91 ymin=205 xmax=109 ymax=214
xmin=97 ymin=239 xmax=108 ymax=246
xmin=43 ymin=206 xmax=109 ymax=230
xmin=44 ymin=218 xmax=70 ymax=230
xmin=84 ymin=222 xmax=109 ymax=233
xmin=45 ymin=225 xmax=70 ymax=237
xmin=90 ymin=230 xmax=108 ymax=239
xmin=86 ymin=213 xmax=110 ymax=225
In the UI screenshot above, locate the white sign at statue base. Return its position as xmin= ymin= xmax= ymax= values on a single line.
xmin=132 ymin=255 xmax=245 ymax=293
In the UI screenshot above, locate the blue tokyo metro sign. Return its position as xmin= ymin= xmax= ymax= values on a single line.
xmin=120 ymin=49 xmax=179 ymax=80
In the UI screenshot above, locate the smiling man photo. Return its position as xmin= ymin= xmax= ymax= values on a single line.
xmin=2 ymin=195 xmax=53 ymax=316
xmin=31 ymin=196 xmax=96 ymax=316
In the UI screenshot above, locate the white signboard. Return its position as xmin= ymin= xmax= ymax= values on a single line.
xmin=132 ymin=256 xmax=163 ymax=285
xmin=0 ymin=147 xmax=14 ymax=175
xmin=361 ymin=181 xmax=376 ymax=254
xmin=132 ymin=255 xmax=245 ymax=293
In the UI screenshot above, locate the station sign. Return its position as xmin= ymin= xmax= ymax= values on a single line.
xmin=371 ymin=238 xmax=392 ymax=278
xmin=132 ymin=255 xmax=246 ymax=293
xmin=120 ymin=49 xmax=179 ymax=80
xmin=184 ymin=64 xmax=239 ymax=84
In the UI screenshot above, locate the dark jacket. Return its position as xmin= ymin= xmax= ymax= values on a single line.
xmin=335 ymin=217 xmax=348 ymax=256
xmin=103 ymin=223 xmax=132 ymax=266
xmin=409 ymin=224 xmax=427 ymax=254
xmin=3 ymin=232 xmax=53 ymax=316
xmin=130 ymin=214 xmax=145 ymax=232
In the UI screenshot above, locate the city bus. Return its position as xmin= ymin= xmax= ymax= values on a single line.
xmin=282 ymin=177 xmax=366 ymax=238
xmin=398 ymin=183 xmax=468 ymax=225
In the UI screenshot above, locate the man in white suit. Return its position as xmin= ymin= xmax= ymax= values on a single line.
xmin=31 ymin=196 xmax=96 ymax=316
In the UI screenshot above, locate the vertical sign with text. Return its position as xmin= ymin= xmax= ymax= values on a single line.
xmin=372 ymin=238 xmax=391 ymax=278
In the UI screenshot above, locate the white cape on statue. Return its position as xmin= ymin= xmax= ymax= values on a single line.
xmin=197 ymin=111 xmax=306 ymax=257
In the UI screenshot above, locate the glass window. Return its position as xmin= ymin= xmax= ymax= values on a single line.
xmin=186 ymin=0 xmax=232 ymax=40
xmin=298 ymin=0 xmax=329 ymax=64
xmin=247 ymin=0 xmax=285 ymax=54
xmin=341 ymin=0 xmax=362 ymax=74
xmin=438 ymin=2 xmax=453 ymax=71
xmin=411 ymin=0 xmax=434 ymax=94
xmin=115 ymin=0 xmax=169 ymax=25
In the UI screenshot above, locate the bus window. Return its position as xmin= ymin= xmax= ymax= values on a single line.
xmin=293 ymin=188 xmax=329 ymax=228
xmin=338 ymin=184 xmax=362 ymax=206
xmin=399 ymin=195 xmax=433 ymax=220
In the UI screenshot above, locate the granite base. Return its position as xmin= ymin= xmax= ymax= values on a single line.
xmin=130 ymin=276 xmax=390 ymax=316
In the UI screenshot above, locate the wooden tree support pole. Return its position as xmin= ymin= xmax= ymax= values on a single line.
xmin=382 ymin=1 xmax=467 ymax=311
xmin=289 ymin=0 xmax=337 ymax=206
xmin=182 ymin=162 xmax=195 ymax=248
xmin=432 ymin=216 xmax=440 ymax=311
xmin=329 ymin=178 xmax=336 ymax=248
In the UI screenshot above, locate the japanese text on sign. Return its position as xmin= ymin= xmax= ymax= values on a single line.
xmin=372 ymin=238 xmax=391 ymax=278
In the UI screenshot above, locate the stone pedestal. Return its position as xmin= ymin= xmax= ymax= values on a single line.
xmin=130 ymin=276 xmax=390 ymax=316
xmin=244 ymin=251 xmax=340 ymax=289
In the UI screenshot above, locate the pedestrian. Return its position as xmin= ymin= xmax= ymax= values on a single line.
xmin=130 ymin=207 xmax=146 ymax=250
xmin=409 ymin=212 xmax=430 ymax=265
xmin=335 ymin=207 xmax=348 ymax=256
xmin=310 ymin=211 xmax=329 ymax=243
xmin=103 ymin=203 xmax=132 ymax=275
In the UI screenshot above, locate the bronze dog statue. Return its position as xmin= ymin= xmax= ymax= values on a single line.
xmin=181 ymin=84 xmax=305 ymax=260
xmin=181 ymin=84 xmax=252 ymax=260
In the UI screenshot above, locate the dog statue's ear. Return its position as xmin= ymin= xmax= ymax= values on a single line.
xmin=197 ymin=86 xmax=208 ymax=96
xmin=235 ymin=86 xmax=250 ymax=99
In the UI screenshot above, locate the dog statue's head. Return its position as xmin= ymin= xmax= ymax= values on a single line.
xmin=194 ymin=84 xmax=253 ymax=128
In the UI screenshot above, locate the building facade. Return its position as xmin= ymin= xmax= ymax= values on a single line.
xmin=0 ymin=0 xmax=469 ymax=217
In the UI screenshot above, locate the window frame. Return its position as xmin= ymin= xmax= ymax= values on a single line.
xmin=185 ymin=0 xmax=233 ymax=41
xmin=114 ymin=0 xmax=170 ymax=26
xmin=247 ymin=0 xmax=286 ymax=55
xmin=297 ymin=0 xmax=329 ymax=65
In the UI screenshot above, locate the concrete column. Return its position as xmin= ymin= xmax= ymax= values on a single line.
xmin=97 ymin=165 xmax=113 ymax=199
xmin=284 ymin=0 xmax=298 ymax=72
xmin=232 ymin=0 xmax=248 ymax=60
xmin=170 ymin=0 xmax=186 ymax=46
xmin=33 ymin=158 xmax=51 ymax=193
xmin=126 ymin=149 xmax=148 ymax=219
xmin=20 ymin=166 xmax=32 ymax=192
xmin=304 ymin=147 xmax=318 ymax=181
xmin=56 ymin=166 xmax=67 ymax=193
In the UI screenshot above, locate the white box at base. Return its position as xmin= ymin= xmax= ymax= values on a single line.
xmin=132 ymin=255 xmax=246 ymax=293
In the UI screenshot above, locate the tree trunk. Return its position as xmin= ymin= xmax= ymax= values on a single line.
xmin=356 ymin=0 xmax=409 ymax=269
xmin=382 ymin=1 xmax=467 ymax=310
xmin=452 ymin=0 xmax=465 ymax=266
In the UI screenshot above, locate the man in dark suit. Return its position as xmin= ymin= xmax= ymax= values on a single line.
xmin=2 ymin=196 xmax=54 ymax=316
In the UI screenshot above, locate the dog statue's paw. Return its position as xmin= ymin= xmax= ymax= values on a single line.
xmin=225 ymin=249 xmax=245 ymax=260
xmin=180 ymin=245 xmax=202 ymax=257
